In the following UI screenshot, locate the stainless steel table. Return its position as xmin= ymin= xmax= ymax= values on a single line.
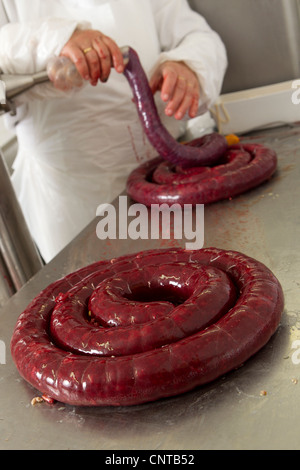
xmin=0 ymin=124 xmax=299 ymax=450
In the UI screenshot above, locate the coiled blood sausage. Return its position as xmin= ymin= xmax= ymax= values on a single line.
xmin=122 ymin=47 xmax=277 ymax=206
xmin=11 ymin=247 xmax=284 ymax=406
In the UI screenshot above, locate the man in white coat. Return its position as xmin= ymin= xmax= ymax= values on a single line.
xmin=0 ymin=0 xmax=227 ymax=262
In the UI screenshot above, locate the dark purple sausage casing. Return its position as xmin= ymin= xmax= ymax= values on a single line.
xmin=123 ymin=47 xmax=228 ymax=168
xmin=10 ymin=247 xmax=284 ymax=407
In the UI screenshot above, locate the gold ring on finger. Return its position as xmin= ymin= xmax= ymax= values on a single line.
xmin=83 ymin=47 xmax=93 ymax=54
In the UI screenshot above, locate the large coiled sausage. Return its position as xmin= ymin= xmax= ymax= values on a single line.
xmin=122 ymin=47 xmax=277 ymax=206
xmin=11 ymin=247 xmax=284 ymax=407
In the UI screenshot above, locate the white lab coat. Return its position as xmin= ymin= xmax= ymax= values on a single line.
xmin=0 ymin=0 xmax=227 ymax=262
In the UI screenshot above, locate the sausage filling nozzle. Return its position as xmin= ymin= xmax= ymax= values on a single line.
xmin=0 ymin=45 xmax=130 ymax=115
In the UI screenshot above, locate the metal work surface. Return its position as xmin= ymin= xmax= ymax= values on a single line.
xmin=0 ymin=124 xmax=299 ymax=450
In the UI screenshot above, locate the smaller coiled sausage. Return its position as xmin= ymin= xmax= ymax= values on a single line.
xmin=126 ymin=143 xmax=277 ymax=206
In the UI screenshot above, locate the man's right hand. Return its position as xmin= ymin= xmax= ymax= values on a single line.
xmin=60 ymin=29 xmax=125 ymax=86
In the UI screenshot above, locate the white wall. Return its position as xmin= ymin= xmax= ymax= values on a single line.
xmin=188 ymin=0 xmax=300 ymax=93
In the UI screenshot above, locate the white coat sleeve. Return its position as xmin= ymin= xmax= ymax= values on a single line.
xmin=0 ymin=16 xmax=85 ymax=74
xmin=150 ymin=0 xmax=228 ymax=112
xmin=0 ymin=15 xmax=91 ymax=110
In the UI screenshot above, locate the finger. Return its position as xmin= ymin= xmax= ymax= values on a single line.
xmin=160 ymin=68 xmax=177 ymax=102
xmin=189 ymin=94 xmax=200 ymax=118
xmin=61 ymin=45 xmax=90 ymax=81
xmin=149 ymin=71 xmax=163 ymax=95
xmin=165 ymin=75 xmax=188 ymax=117
xmin=92 ymin=37 xmax=112 ymax=82
xmin=101 ymin=36 xmax=125 ymax=73
xmin=84 ymin=48 xmax=101 ymax=85
xmin=174 ymin=84 xmax=200 ymax=119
